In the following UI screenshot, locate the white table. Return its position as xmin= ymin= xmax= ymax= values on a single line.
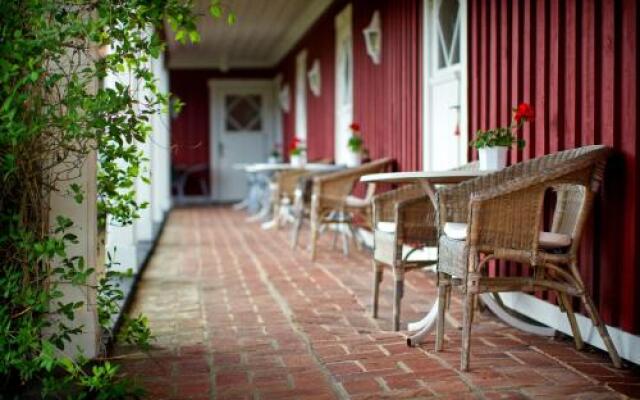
xmin=360 ymin=170 xmax=555 ymax=346
xmin=237 ymin=163 xmax=343 ymax=228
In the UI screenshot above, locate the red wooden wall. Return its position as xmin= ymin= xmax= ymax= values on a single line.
xmin=468 ymin=0 xmax=639 ymax=334
xmin=277 ymin=0 xmax=422 ymax=171
xmin=170 ymin=69 xmax=274 ymax=195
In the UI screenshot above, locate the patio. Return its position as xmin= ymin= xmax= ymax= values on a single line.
xmin=114 ymin=207 xmax=639 ymax=399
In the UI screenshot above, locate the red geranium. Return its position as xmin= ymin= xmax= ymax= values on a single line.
xmin=289 ymin=137 xmax=301 ymax=151
xmin=349 ymin=122 xmax=360 ymax=132
xmin=513 ymin=103 xmax=534 ymax=125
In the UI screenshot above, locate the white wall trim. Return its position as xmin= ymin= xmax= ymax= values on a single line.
xmin=334 ymin=3 xmax=353 ymax=165
xmin=269 ymin=0 xmax=333 ymax=67
xmin=499 ymin=292 xmax=639 ymax=365
xmin=295 ymin=50 xmax=308 ymax=140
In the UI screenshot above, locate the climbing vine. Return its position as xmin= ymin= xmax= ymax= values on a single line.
xmin=0 ymin=0 xmax=232 ymax=397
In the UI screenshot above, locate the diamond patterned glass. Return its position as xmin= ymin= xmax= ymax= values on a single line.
xmin=225 ymin=95 xmax=262 ymax=132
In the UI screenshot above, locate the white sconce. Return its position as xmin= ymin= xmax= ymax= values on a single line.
xmin=307 ymin=59 xmax=321 ymax=97
xmin=363 ymin=11 xmax=382 ymax=65
xmin=279 ymin=84 xmax=290 ymax=113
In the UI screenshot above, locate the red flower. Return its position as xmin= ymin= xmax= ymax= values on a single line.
xmin=289 ymin=137 xmax=301 ymax=151
xmin=349 ymin=122 xmax=360 ymax=131
xmin=513 ymin=103 xmax=534 ymax=124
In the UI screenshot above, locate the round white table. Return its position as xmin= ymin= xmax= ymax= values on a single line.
xmin=237 ymin=163 xmax=344 ymax=228
xmin=360 ymin=170 xmax=555 ymax=346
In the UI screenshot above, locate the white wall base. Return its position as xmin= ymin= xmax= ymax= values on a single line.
xmin=500 ymin=292 xmax=639 ymax=366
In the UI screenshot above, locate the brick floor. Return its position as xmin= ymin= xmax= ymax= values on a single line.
xmin=115 ymin=207 xmax=640 ymax=399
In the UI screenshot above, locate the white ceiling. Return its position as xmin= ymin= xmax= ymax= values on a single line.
xmin=166 ymin=0 xmax=333 ymax=70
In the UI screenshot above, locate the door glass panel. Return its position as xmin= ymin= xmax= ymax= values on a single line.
xmin=225 ymin=95 xmax=262 ymax=132
xmin=436 ymin=0 xmax=460 ymax=70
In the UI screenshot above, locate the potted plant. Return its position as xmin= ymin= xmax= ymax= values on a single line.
xmin=268 ymin=143 xmax=281 ymax=164
xmin=289 ymin=137 xmax=306 ymax=167
xmin=471 ymin=102 xmax=533 ymax=170
xmin=346 ymin=122 xmax=364 ymax=167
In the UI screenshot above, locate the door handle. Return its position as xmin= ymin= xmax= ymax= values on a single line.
xmin=449 ymin=104 xmax=461 ymax=110
xmin=218 ymin=142 xmax=224 ymax=157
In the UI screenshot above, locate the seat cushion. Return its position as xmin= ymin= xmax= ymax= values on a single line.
xmin=443 ymin=222 xmax=571 ymax=249
xmin=443 ymin=222 xmax=468 ymax=240
xmin=376 ymin=221 xmax=396 ymax=233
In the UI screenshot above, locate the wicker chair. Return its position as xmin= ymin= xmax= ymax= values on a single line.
xmin=371 ymin=162 xmax=479 ymax=331
xmin=308 ymin=158 xmax=394 ymax=260
xmin=270 ymin=169 xmax=312 ymax=228
xmin=433 ymin=145 xmax=621 ymax=371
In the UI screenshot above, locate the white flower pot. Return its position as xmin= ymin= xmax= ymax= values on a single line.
xmin=290 ymin=154 xmax=306 ymax=167
xmin=268 ymin=156 xmax=279 ymax=164
xmin=345 ymin=151 xmax=362 ymax=167
xmin=478 ymin=146 xmax=508 ymax=170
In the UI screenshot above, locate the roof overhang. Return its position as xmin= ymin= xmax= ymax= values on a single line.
xmin=166 ymin=0 xmax=333 ymax=70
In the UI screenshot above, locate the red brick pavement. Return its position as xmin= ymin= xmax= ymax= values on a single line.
xmin=115 ymin=207 xmax=640 ymax=399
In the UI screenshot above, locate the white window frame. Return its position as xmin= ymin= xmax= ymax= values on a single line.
xmin=295 ymin=49 xmax=308 ymax=140
xmin=334 ymin=3 xmax=354 ymax=164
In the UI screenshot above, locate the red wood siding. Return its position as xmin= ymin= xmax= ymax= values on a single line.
xmin=277 ymin=1 xmax=343 ymax=161
xmin=353 ymin=0 xmax=422 ymax=171
xmin=170 ymin=69 xmax=273 ymax=195
xmin=277 ymin=0 xmax=422 ymax=170
xmin=468 ymin=0 xmax=640 ymax=334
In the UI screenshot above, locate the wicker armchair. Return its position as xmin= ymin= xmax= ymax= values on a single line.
xmin=433 ymin=145 xmax=621 ymax=371
xmin=270 ymin=169 xmax=311 ymax=228
xmin=371 ymin=162 xmax=479 ymax=331
xmin=308 ymin=158 xmax=393 ymax=260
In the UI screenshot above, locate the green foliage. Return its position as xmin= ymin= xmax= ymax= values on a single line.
xmin=0 ymin=0 xmax=233 ymax=397
xmin=347 ymin=135 xmax=363 ymax=153
xmin=471 ymin=127 xmax=526 ymax=149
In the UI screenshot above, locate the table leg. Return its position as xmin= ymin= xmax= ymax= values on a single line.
xmin=479 ymin=293 xmax=555 ymax=336
xmin=406 ymin=298 xmax=439 ymax=347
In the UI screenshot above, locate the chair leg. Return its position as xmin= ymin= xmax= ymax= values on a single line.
xmin=559 ymin=292 xmax=584 ymax=350
xmin=310 ymin=215 xmax=319 ymax=261
xmin=392 ymin=270 xmax=404 ymax=331
xmin=348 ymin=222 xmax=362 ymax=251
xmin=372 ymin=262 xmax=383 ymax=318
xmin=461 ymin=292 xmax=476 ymax=372
xmin=290 ymin=214 xmax=303 ymax=249
xmin=435 ymin=276 xmax=448 ymax=352
xmin=580 ymin=293 xmax=622 ymax=368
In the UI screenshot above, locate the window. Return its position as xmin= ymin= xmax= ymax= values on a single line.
xmin=225 ymin=95 xmax=262 ymax=132
xmin=435 ymin=0 xmax=460 ymax=70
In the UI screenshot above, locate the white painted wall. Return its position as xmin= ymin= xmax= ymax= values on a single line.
xmin=49 ymin=151 xmax=100 ymax=358
xmin=151 ymin=53 xmax=172 ymax=224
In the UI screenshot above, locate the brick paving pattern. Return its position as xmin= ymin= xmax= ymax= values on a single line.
xmin=115 ymin=207 xmax=640 ymax=399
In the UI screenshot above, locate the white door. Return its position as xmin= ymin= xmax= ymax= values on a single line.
xmin=209 ymin=80 xmax=274 ymax=202
xmin=424 ymin=0 xmax=467 ymax=171
xmin=335 ymin=4 xmax=353 ymax=165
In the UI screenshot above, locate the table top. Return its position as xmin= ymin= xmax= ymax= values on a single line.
xmin=360 ymin=170 xmax=492 ymax=184
xmin=238 ymin=163 xmax=343 ymax=173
